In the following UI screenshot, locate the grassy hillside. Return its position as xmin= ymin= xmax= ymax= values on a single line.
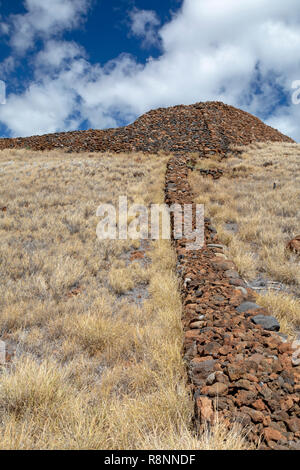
xmin=0 ymin=149 xmax=251 ymax=449
xmin=190 ymin=142 xmax=300 ymax=336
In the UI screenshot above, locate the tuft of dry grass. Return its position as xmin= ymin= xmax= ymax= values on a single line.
xmin=256 ymin=291 xmax=300 ymax=337
xmin=190 ymin=142 xmax=300 ymax=335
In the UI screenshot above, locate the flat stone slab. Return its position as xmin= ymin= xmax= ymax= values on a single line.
xmin=236 ymin=301 xmax=262 ymax=313
xmin=251 ymin=315 xmax=280 ymax=332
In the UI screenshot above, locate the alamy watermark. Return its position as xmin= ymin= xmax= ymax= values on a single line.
xmin=0 ymin=80 xmax=6 ymax=105
xmin=96 ymin=196 xmax=204 ymax=250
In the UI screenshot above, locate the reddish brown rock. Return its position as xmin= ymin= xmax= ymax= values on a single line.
xmin=227 ymin=364 xmax=246 ymax=381
xmin=234 ymin=390 xmax=257 ymax=407
xmin=240 ymin=407 xmax=264 ymax=423
xmin=278 ymin=342 xmax=293 ymax=354
xmin=205 ymin=382 xmax=228 ymax=397
xmin=286 ymin=236 xmax=300 ymax=254
xmin=196 ymin=396 xmax=214 ymax=423
xmin=263 ymin=427 xmax=286 ymax=443
xmin=130 ymin=251 xmax=145 ymax=261
xmin=285 ymin=418 xmax=300 ymax=433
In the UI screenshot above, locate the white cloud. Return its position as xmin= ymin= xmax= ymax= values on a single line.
xmin=0 ymin=57 xmax=15 ymax=79
xmin=0 ymin=79 xmax=80 ymax=136
xmin=8 ymin=0 xmax=90 ymax=54
xmin=1 ymin=0 xmax=300 ymax=140
xmin=35 ymin=40 xmax=85 ymax=70
xmin=129 ymin=7 xmax=160 ymax=48
xmin=0 ymin=21 xmax=9 ymax=36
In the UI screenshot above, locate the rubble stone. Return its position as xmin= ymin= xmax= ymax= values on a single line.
xmin=251 ymin=315 xmax=280 ymax=332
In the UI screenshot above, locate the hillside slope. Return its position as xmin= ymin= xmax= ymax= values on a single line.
xmin=0 ymin=101 xmax=294 ymax=154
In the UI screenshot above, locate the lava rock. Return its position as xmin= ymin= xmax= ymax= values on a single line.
xmin=251 ymin=315 xmax=280 ymax=331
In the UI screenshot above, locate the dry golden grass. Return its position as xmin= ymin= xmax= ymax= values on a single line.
xmin=190 ymin=142 xmax=300 ymax=335
xmin=0 ymin=149 xmax=251 ymax=450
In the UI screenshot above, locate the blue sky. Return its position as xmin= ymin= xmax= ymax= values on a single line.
xmin=0 ymin=1 xmax=181 ymax=74
xmin=0 ymin=0 xmax=300 ymax=140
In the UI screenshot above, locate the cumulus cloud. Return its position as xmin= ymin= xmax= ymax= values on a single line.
xmin=129 ymin=7 xmax=161 ymax=48
xmin=0 ymin=21 xmax=9 ymax=36
xmin=0 ymin=40 xmax=89 ymax=136
xmin=0 ymin=57 xmax=15 ymax=79
xmin=6 ymin=0 xmax=90 ymax=54
xmin=0 ymin=80 xmax=80 ymax=136
xmin=1 ymin=0 xmax=300 ymax=140
xmin=35 ymin=40 xmax=86 ymax=70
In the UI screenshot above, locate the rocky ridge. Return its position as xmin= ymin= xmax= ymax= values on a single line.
xmin=0 ymin=101 xmax=293 ymax=154
xmin=163 ymin=105 xmax=299 ymax=450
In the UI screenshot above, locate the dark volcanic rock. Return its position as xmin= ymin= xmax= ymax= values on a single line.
xmin=0 ymin=101 xmax=294 ymax=154
xmin=251 ymin=315 xmax=280 ymax=332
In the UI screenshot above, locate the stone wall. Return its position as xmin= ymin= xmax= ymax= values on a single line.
xmin=165 ymin=154 xmax=299 ymax=450
xmin=0 ymin=101 xmax=293 ymax=154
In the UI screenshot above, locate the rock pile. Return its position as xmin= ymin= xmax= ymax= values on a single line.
xmin=197 ymin=168 xmax=224 ymax=179
xmin=0 ymin=101 xmax=293 ymax=154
